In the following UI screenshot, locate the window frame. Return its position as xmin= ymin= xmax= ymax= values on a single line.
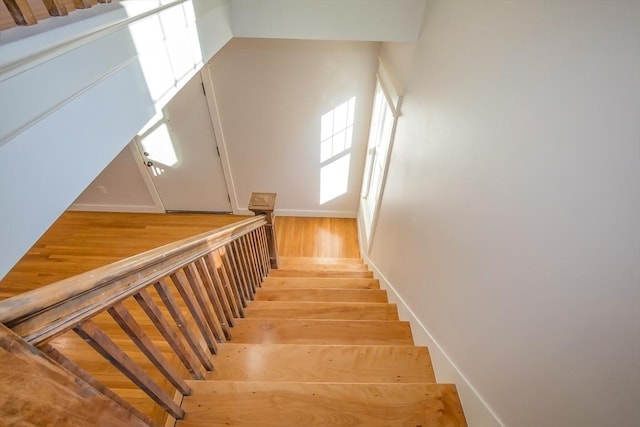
xmin=361 ymin=61 xmax=402 ymax=251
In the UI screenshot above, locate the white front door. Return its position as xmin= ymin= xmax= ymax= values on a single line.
xmin=135 ymin=72 xmax=231 ymax=212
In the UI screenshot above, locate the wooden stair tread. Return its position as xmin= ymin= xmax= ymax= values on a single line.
xmin=179 ymin=381 xmax=467 ymax=427
xmin=229 ymin=318 xmax=414 ymax=345
xmin=262 ymin=277 xmax=380 ymax=289
xmin=255 ymin=288 xmax=388 ymax=302
xmin=208 ymin=344 xmax=435 ymax=383
xmin=278 ymin=259 xmax=369 ymax=272
xmin=279 ymin=256 xmax=364 ymax=265
xmin=269 ymin=269 xmax=374 ymax=278
xmin=244 ymin=301 xmax=398 ymax=320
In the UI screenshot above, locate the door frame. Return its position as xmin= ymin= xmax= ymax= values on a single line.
xmin=132 ymin=68 xmax=235 ymax=214
xmin=129 ymin=141 xmax=166 ymax=213
xmin=200 ymin=64 xmax=241 ymax=215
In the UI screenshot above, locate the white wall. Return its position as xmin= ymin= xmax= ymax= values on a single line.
xmin=362 ymin=1 xmax=640 ymax=427
xmin=70 ymin=143 xmax=161 ymax=213
xmin=209 ymin=38 xmax=379 ymax=217
xmin=230 ymin=0 xmax=425 ymax=42
xmin=0 ymin=0 xmax=234 ymax=279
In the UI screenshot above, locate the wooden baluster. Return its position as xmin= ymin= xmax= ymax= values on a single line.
xmin=3 ymin=0 xmax=37 ymax=25
xmin=253 ymin=227 xmax=267 ymax=276
xmin=248 ymin=231 xmax=264 ymax=278
xmin=107 ymin=302 xmax=191 ymax=396
xmin=230 ymin=240 xmax=253 ymax=301
xmin=72 ymin=0 xmax=90 ymax=8
xmin=73 ymin=320 xmax=185 ymax=420
xmin=204 ymin=253 xmax=236 ymax=327
xmin=260 ymin=226 xmax=272 ymax=273
xmin=39 ymin=342 xmax=157 ymax=427
xmin=134 ymin=289 xmax=205 ymax=380
xmin=240 ymin=234 xmax=260 ymax=290
xmin=253 ymin=229 xmax=269 ymax=277
xmin=219 ymin=249 xmax=245 ymax=316
xmin=169 ymin=270 xmax=218 ymax=354
xmin=226 ymin=243 xmax=250 ymax=303
xmin=245 ymin=233 xmax=263 ymax=285
xmin=194 ymin=257 xmax=232 ymax=340
xmin=153 ymin=279 xmax=213 ymax=371
xmin=234 ymin=239 xmax=256 ymax=296
xmin=182 ymin=263 xmax=225 ymax=342
xmin=248 ymin=192 xmax=279 ymax=268
xmin=212 ymin=250 xmax=241 ymax=317
xmin=42 ymin=0 xmax=68 ymax=16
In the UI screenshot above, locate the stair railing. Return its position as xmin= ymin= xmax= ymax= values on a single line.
xmin=0 ymin=198 xmax=277 ymax=426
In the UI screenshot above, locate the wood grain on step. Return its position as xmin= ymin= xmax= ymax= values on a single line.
xmin=244 ymin=301 xmax=399 ymax=320
xmin=208 ymin=344 xmax=435 ymax=383
xmin=262 ymin=277 xmax=380 ymax=289
xmin=275 ymin=216 xmax=359 ymax=258
xmin=255 ymin=288 xmax=388 ymax=302
xmin=278 ymin=263 xmax=370 ymax=272
xmin=279 ymin=256 xmax=364 ymax=265
xmin=278 ymin=259 xmax=369 ymax=272
xmin=269 ymin=269 xmax=374 ymax=278
xmin=179 ymin=381 xmax=467 ymax=427
xmin=229 ymin=319 xmax=413 ymax=345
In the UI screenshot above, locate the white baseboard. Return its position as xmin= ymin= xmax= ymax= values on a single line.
xmin=235 ymin=208 xmax=356 ymax=218
xmin=68 ymin=203 xmax=164 ymax=213
xmin=356 ymin=212 xmax=503 ymax=427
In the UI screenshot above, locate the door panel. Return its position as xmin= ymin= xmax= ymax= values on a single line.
xmin=136 ymin=72 xmax=231 ymax=212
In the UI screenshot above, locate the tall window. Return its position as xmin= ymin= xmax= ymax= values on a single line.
xmin=361 ymin=72 xmax=400 ymax=245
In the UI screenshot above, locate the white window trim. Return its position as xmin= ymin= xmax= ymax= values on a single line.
xmin=361 ymin=59 xmax=402 ymax=253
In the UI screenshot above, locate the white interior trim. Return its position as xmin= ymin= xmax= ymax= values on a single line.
xmin=356 ymin=210 xmax=504 ymax=427
xmin=68 ymin=203 xmax=162 ymax=213
xmin=128 ymin=140 xmax=166 ymax=213
xmin=364 ymin=94 xmax=400 ymax=253
xmin=361 ymin=65 xmax=403 ymax=254
xmin=236 ymin=208 xmax=356 ymax=218
xmin=201 ymin=63 xmax=241 ymax=215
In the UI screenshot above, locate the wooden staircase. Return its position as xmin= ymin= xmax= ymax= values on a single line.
xmin=0 ymin=210 xmax=467 ymax=426
xmin=177 ymin=256 xmax=467 ymax=426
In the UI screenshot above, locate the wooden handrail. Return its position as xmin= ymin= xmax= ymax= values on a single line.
xmin=0 ymin=215 xmax=266 ymax=336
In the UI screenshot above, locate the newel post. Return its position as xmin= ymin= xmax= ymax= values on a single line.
xmin=248 ymin=192 xmax=279 ymax=269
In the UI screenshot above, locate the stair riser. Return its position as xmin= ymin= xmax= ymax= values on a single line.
xmin=279 ymin=257 xmax=365 ymax=265
xmin=244 ymin=302 xmax=399 ymax=320
xmin=262 ymin=277 xmax=380 ymax=289
xmin=230 ymin=319 xmax=414 ymax=345
xmin=269 ymin=270 xmax=374 ymax=278
xmin=255 ymin=289 xmax=388 ymax=302
xmin=277 ymin=263 xmax=370 ymax=272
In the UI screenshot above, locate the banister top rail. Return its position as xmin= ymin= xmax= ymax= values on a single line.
xmin=0 ymin=215 xmax=267 ymax=344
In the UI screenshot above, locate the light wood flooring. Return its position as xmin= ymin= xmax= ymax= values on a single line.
xmin=0 ymin=212 xmax=359 ymax=300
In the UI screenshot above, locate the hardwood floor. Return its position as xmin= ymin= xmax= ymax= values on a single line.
xmin=274 ymin=216 xmax=359 ymax=258
xmin=0 ymin=212 xmax=360 ymax=300
xmin=0 ymin=211 xmax=247 ymax=300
